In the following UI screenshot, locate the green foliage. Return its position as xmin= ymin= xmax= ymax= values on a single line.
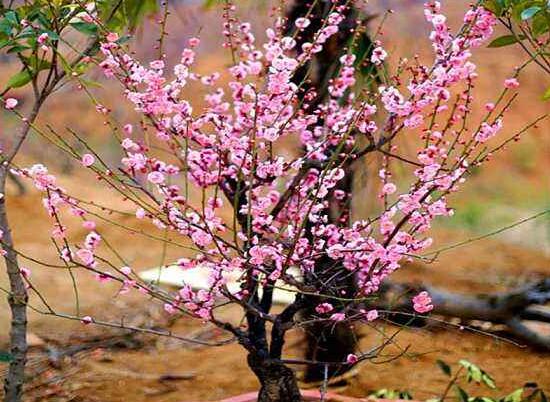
xmin=484 ymin=0 xmax=549 ymax=19
xmin=436 ymin=359 xmax=453 ymax=377
xmin=458 ymin=360 xmax=496 ymax=389
xmin=370 ymin=389 xmax=414 ymax=400
xmin=374 ymin=360 xmax=548 ymax=402
xmin=0 ymin=350 xmax=13 ymax=362
xmin=95 ymin=0 xmax=158 ymax=32
xmin=483 ymin=0 xmax=550 ymax=100
xmin=203 ymin=0 xmax=223 ymax=8
xmin=6 ymin=70 xmax=32 ymax=88
xmin=483 ymin=0 xmax=550 ymax=40
xmin=0 ymin=0 xmax=158 ymax=93
xmin=351 ymin=30 xmax=384 ymax=86
xmin=488 ymin=34 xmax=524 ymax=47
xmin=435 ymin=359 xmax=548 ymax=402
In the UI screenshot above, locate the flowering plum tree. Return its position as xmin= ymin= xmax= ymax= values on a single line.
xmin=3 ymin=1 xmax=545 ymax=400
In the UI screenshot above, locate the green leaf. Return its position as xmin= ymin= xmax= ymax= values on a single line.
xmin=0 ymin=19 xmax=14 ymax=36
xmin=521 ymin=6 xmax=542 ymax=20
xmin=7 ymin=44 xmax=30 ymax=53
xmin=370 ymin=388 xmax=413 ymax=400
xmin=79 ymin=78 xmax=103 ymax=88
xmin=0 ymin=351 xmax=13 ymax=362
xmin=531 ymin=13 xmax=550 ymax=36
xmin=123 ymin=0 xmax=158 ymax=30
xmin=456 ymin=387 xmax=470 ymax=402
xmin=44 ymin=30 xmax=59 ymax=41
xmin=0 ymin=39 xmax=14 ymax=49
xmin=70 ymin=21 xmax=98 ymax=36
xmin=488 ymin=35 xmax=521 ymax=47
xmin=436 ymin=359 xmax=452 ymax=376
xmin=542 ymin=86 xmax=550 ymax=101
xmin=482 ymin=372 xmax=496 ymax=389
xmin=459 ymin=360 xmax=480 ymax=382
xmin=4 ymin=11 xmax=19 ymax=27
xmin=6 ymin=70 xmax=32 ymax=88
xmin=203 ymin=0 xmax=222 ymax=8
xmin=351 ymin=30 xmax=383 ymax=86
xmin=459 ymin=360 xmax=496 ymax=389
xmin=16 ymin=30 xmax=39 ymax=39
xmin=483 ymin=0 xmax=504 ymax=15
xmin=503 ymin=388 xmax=524 ymax=402
xmin=21 ymin=55 xmax=51 ymax=72
xmin=115 ymin=35 xmax=131 ymax=45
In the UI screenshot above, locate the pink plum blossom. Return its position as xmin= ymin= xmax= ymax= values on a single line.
xmin=371 ymin=46 xmax=387 ymax=65
xmin=330 ymin=313 xmax=346 ymax=322
xmin=37 ymin=33 xmax=49 ymax=44
xmin=412 ymin=291 xmax=434 ymax=313
xmin=295 ymin=17 xmax=311 ymax=29
xmin=81 ymin=153 xmax=95 ymax=167
xmin=81 ymin=316 xmax=93 ymax=325
xmin=76 ymin=248 xmax=94 ymax=266
xmin=504 ymin=78 xmax=519 ymax=89
xmin=346 ymin=354 xmax=358 ymax=364
xmin=147 ymin=171 xmax=165 ymax=184
xmin=83 ymin=221 xmax=96 ymax=230
xmin=5 ymin=98 xmax=18 ymax=109
xmin=106 ymin=32 xmax=118 ymax=42
xmin=17 ymin=1 xmax=515 ymax=353
xmin=366 ymin=310 xmax=379 ymax=322
xmin=315 ymin=303 xmax=334 ymax=314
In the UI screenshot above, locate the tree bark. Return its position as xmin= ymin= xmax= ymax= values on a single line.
xmin=1 ymin=84 xmax=42 ymax=402
xmin=284 ymin=0 xmax=378 ymax=383
xmin=0 ymin=169 xmax=28 ymax=402
xmin=303 ymin=320 xmax=357 ymax=383
xmin=248 ymin=354 xmax=303 ymax=402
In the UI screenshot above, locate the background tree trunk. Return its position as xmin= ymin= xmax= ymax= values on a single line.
xmin=285 ymin=0 xmax=371 ymax=383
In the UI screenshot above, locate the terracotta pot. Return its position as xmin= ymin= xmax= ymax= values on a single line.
xmin=195 ymin=390 xmax=416 ymax=402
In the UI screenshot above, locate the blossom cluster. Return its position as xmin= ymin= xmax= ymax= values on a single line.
xmin=17 ymin=1 xmax=512 ymax=325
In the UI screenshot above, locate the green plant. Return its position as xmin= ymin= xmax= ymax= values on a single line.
xmin=369 ymin=389 xmax=414 ymax=400
xmin=483 ymin=0 xmax=550 ymax=99
xmin=433 ymin=359 xmax=547 ymax=402
xmin=370 ymin=360 xmax=548 ymax=402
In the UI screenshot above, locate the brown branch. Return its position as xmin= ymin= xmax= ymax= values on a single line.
xmin=0 ymin=173 xmax=28 ymax=401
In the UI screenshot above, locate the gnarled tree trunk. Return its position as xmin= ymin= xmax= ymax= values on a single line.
xmin=248 ymin=354 xmax=302 ymax=402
